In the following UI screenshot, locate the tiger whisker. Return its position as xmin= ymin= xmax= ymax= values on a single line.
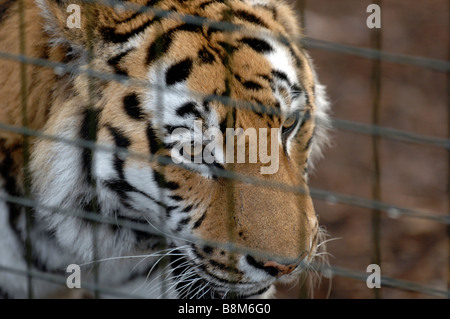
xmin=142 ymin=215 xmax=197 ymax=245
xmin=148 ymin=257 xmax=202 ymax=298
xmin=156 ymin=265 xmax=200 ymax=299
xmin=132 ymin=246 xmax=188 ymax=294
xmin=316 ymin=236 xmax=341 ymax=249
xmin=192 ymin=282 xmax=211 ymax=299
xmin=76 ymin=247 xmax=186 ymax=268
xmin=145 ymin=255 xmax=192 ymax=289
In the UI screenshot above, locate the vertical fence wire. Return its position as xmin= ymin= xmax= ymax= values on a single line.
xmin=223 ymin=1 xmax=240 ymax=298
xmin=85 ymin=2 xmax=102 ymax=299
xmin=370 ymin=0 xmax=382 ymax=300
xmin=18 ymin=0 xmax=34 ymax=300
xmin=295 ymin=0 xmax=306 ymax=31
xmin=295 ymin=0 xmax=309 ymax=299
xmin=447 ymin=0 xmax=450 ymax=296
xmin=0 ymin=0 xmax=449 ymax=299
xmin=154 ymin=18 xmax=171 ymax=299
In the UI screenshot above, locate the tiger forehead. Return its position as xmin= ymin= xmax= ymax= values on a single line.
xmin=103 ymin=0 xmax=284 ymax=31
xmin=110 ymin=0 xmax=310 ymax=78
xmin=102 ymin=0 xmax=315 ymax=129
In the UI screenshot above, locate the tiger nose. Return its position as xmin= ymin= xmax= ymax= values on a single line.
xmin=246 ymin=256 xmax=297 ymax=278
xmin=263 ymin=261 xmax=297 ymax=277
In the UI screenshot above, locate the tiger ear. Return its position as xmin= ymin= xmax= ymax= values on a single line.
xmin=36 ymin=0 xmax=87 ymax=47
xmin=38 ymin=0 xmax=125 ymax=49
xmin=273 ymin=2 xmax=303 ymax=38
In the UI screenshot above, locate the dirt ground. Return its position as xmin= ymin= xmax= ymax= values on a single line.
xmin=276 ymin=0 xmax=448 ymax=299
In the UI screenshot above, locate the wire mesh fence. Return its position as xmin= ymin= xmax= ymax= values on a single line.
xmin=0 ymin=0 xmax=448 ymax=299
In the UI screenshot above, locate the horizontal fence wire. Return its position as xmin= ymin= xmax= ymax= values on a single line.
xmin=0 ymin=264 xmax=142 ymax=299
xmin=1 ymin=50 xmax=448 ymax=152
xmin=302 ymin=37 xmax=450 ymax=72
xmin=0 ymin=121 xmax=448 ymax=225
xmin=332 ymin=119 xmax=450 ymax=150
xmin=0 ymin=0 xmax=448 ymax=298
xmin=1 ymin=259 xmax=449 ymax=299
xmin=0 ymin=192 xmax=449 ymax=299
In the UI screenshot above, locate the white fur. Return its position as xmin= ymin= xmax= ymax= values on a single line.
xmin=0 ymin=0 xmax=330 ymax=299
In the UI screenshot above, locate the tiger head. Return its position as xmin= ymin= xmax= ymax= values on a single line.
xmin=31 ymin=0 xmax=331 ymax=298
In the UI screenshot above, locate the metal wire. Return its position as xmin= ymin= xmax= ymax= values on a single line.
xmin=0 ymin=50 xmax=448 ymax=151
xmin=1 ymin=121 xmax=448 ymax=225
xmin=1 ymin=188 xmax=450 ymax=298
xmin=302 ymin=37 xmax=450 ymax=73
xmin=369 ymin=2 xmax=383 ymax=298
xmin=0 ymin=0 xmax=448 ymax=299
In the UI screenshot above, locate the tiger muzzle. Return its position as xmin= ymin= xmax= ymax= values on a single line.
xmin=195 ymin=179 xmax=318 ymax=272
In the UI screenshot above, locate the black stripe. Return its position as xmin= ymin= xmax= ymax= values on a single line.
xmin=103 ymin=179 xmax=134 ymax=196
xmin=272 ymin=70 xmax=290 ymax=84
xmin=199 ymin=0 xmax=225 ymax=9
xmin=233 ymin=9 xmax=269 ymax=29
xmin=192 ymin=247 xmax=241 ymax=276
xmin=106 ymin=125 xmax=131 ymax=180
xmin=100 ymin=17 xmax=157 ymax=43
xmin=291 ymin=84 xmax=302 ymax=95
xmin=198 ymin=47 xmax=216 ymax=64
xmin=165 ymin=58 xmax=193 ymax=86
xmin=287 ymin=44 xmax=303 ymax=69
xmin=103 ymin=179 xmax=135 ymax=208
xmin=79 ymin=108 xmax=100 ymax=183
xmin=217 ymin=41 xmax=237 ymax=54
xmin=103 ymin=179 xmax=168 ymax=210
xmin=304 ymin=135 xmax=313 ymax=151
xmin=0 ymin=143 xmax=22 ymax=234
xmin=107 ymin=49 xmax=133 ymax=76
xmin=176 ymin=102 xmax=202 ymax=118
xmin=181 ymin=204 xmax=194 ymax=213
xmin=192 ymin=211 xmax=206 ymax=229
xmin=146 ymin=24 xmax=202 ymax=65
xmin=107 ymin=125 xmax=131 ymax=149
xmin=164 ymin=205 xmax=178 ymax=217
xmin=153 ymin=170 xmax=180 ymax=191
xmin=169 ymin=195 xmax=183 ymax=202
xmin=117 ymin=0 xmax=164 ymax=24
xmin=0 ymin=0 xmax=14 ymax=24
xmin=147 ymin=124 xmax=163 ymax=154
xmin=219 ymin=118 xmax=227 ymax=134
xmin=234 ymin=74 xmax=264 ymax=91
xmin=146 ymin=32 xmax=173 ymax=65
xmin=258 ymin=73 xmax=271 ymax=82
xmin=146 ymin=0 xmax=164 ymax=7
xmin=240 ymin=37 xmax=273 ymax=54
xmin=0 ymin=145 xmax=52 ymax=275
xmin=175 ymin=217 xmax=191 ymax=232
xmin=123 ymin=93 xmax=146 ymax=120
xmin=242 ymin=80 xmax=263 ymax=90
xmin=164 ymin=124 xmax=189 ymax=135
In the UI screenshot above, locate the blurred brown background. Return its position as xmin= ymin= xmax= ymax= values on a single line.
xmin=276 ymin=0 xmax=449 ymax=298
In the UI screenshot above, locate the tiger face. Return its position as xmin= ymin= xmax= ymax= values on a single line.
xmin=25 ymin=0 xmax=330 ymax=298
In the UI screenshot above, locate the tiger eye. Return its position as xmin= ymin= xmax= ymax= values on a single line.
xmin=283 ymin=114 xmax=297 ymax=129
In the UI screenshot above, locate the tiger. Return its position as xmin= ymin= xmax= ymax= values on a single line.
xmin=0 ymin=0 xmax=331 ymax=299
